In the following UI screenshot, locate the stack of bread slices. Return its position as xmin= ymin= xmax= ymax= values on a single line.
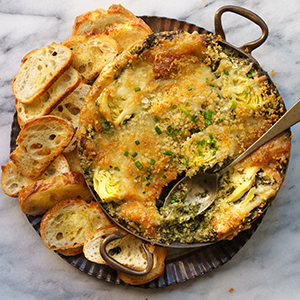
xmin=1 ymin=4 xmax=167 ymax=286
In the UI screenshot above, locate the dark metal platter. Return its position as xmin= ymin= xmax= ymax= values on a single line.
xmin=10 ymin=15 xmax=270 ymax=288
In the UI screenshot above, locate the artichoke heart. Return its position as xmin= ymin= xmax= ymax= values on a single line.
xmin=93 ymin=167 xmax=122 ymax=202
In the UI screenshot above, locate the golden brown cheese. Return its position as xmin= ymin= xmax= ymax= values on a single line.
xmin=79 ymin=31 xmax=290 ymax=244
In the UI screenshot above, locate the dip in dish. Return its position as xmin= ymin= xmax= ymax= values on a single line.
xmin=79 ymin=31 xmax=291 ymax=245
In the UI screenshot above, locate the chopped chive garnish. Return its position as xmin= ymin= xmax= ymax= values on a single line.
xmin=209 ymin=83 xmax=215 ymax=87
xmin=146 ymin=182 xmax=151 ymax=186
xmin=135 ymin=161 xmax=143 ymax=170
xmin=217 ymin=93 xmax=221 ymax=99
xmin=230 ymin=100 xmax=237 ymax=110
xmin=180 ymin=106 xmax=189 ymax=116
xmin=135 ymin=175 xmax=140 ymax=179
xmin=124 ymin=151 xmax=129 ymax=157
xmin=114 ymin=167 xmax=120 ymax=171
xmin=163 ymin=150 xmax=173 ymax=156
xmin=153 ymin=116 xmax=158 ymax=122
xmin=147 ymin=96 xmax=151 ymax=100
xmin=205 ymin=109 xmax=212 ymax=126
xmin=229 ymin=96 xmax=233 ymax=99
xmin=224 ymin=69 xmax=229 ymax=75
xmin=173 ymin=66 xmax=177 ymax=71
xmin=172 ymin=105 xmax=177 ymax=109
xmin=244 ymin=91 xmax=251 ymax=95
xmin=132 ymin=152 xmax=138 ymax=157
xmin=150 ymin=159 xmax=156 ymax=165
xmin=135 ymin=87 xmax=141 ymax=92
xmin=162 ymin=175 xmax=167 ymax=179
xmin=155 ymin=126 xmax=162 ymax=135
xmin=178 ymin=130 xmax=183 ymax=136
xmin=135 ymin=140 xmax=140 ymax=145
xmin=188 ymin=86 xmax=193 ymax=91
xmin=105 ymin=125 xmax=110 ymax=130
xmin=147 ymin=168 xmax=151 ymax=172
xmin=198 ymin=151 xmax=202 ymax=156
xmin=122 ymin=120 xmax=127 ymax=125
xmin=212 ymin=150 xmax=216 ymax=156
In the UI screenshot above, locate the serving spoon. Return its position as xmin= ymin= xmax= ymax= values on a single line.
xmin=164 ymin=99 xmax=300 ymax=215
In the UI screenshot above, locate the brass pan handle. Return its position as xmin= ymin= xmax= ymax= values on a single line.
xmin=214 ymin=5 xmax=269 ymax=54
xmin=100 ymin=227 xmax=154 ymax=276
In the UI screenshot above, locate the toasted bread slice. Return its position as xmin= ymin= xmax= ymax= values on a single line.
xmin=12 ymin=43 xmax=73 ymax=104
xmin=40 ymin=199 xmax=111 ymax=250
xmin=16 ymin=67 xmax=81 ymax=127
xmin=18 ymin=171 xmax=93 ymax=215
xmin=1 ymin=155 xmax=70 ymax=197
xmin=50 ymin=83 xmax=91 ymax=152
xmin=117 ymin=246 xmax=167 ymax=285
xmin=83 ymin=224 xmax=117 ymax=264
xmin=83 ymin=225 xmax=156 ymax=271
xmin=10 ymin=116 xmax=74 ymax=179
xmin=63 ymin=147 xmax=83 ymax=173
xmin=72 ymin=4 xmax=136 ymax=36
xmin=103 ymin=18 xmax=152 ymax=52
xmin=62 ymin=32 xmax=119 ymax=83
xmin=56 ymin=246 xmax=83 ymax=256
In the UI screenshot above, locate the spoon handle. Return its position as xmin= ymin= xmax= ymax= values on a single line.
xmin=218 ymin=99 xmax=300 ymax=177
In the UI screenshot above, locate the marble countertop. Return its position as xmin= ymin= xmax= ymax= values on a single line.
xmin=1 ymin=0 xmax=300 ymax=299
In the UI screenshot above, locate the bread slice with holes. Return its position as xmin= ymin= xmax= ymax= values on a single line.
xmin=118 ymin=246 xmax=167 ymax=285
xmin=50 ymin=83 xmax=90 ymax=152
xmin=1 ymin=155 xmax=70 ymax=197
xmin=72 ymin=4 xmax=136 ymax=36
xmin=103 ymin=18 xmax=152 ymax=52
xmin=40 ymin=199 xmax=112 ymax=250
xmin=10 ymin=115 xmax=74 ymax=179
xmin=83 ymin=224 xmax=156 ymax=271
xmin=12 ymin=43 xmax=73 ymax=104
xmin=62 ymin=31 xmax=119 ymax=83
xmin=18 ymin=171 xmax=93 ymax=216
xmin=16 ymin=67 xmax=81 ymax=127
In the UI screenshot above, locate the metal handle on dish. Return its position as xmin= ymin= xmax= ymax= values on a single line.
xmin=214 ymin=5 xmax=269 ymax=54
xmin=99 ymin=227 xmax=154 ymax=276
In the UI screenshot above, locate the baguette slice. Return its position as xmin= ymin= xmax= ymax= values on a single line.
xmin=1 ymin=155 xmax=70 ymax=197
xmin=16 ymin=67 xmax=81 ymax=127
xmin=18 ymin=171 xmax=93 ymax=215
xmin=118 ymin=246 xmax=167 ymax=285
xmin=83 ymin=224 xmax=156 ymax=271
xmin=72 ymin=4 xmax=136 ymax=36
xmin=63 ymin=147 xmax=83 ymax=173
xmin=40 ymin=199 xmax=112 ymax=250
xmin=62 ymin=32 xmax=119 ymax=83
xmin=50 ymin=83 xmax=91 ymax=152
xmin=13 ymin=43 xmax=73 ymax=104
xmin=56 ymin=246 xmax=83 ymax=256
xmin=10 ymin=115 xmax=74 ymax=179
xmin=103 ymin=18 xmax=152 ymax=52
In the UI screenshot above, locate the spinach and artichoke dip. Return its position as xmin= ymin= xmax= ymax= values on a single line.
xmin=79 ymin=31 xmax=291 ymax=245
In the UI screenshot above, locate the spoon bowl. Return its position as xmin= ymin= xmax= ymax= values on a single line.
xmin=164 ymin=99 xmax=300 ymax=214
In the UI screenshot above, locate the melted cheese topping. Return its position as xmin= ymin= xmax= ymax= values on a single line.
xmin=79 ymin=32 xmax=290 ymax=243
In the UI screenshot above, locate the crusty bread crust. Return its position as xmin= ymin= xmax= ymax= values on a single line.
xmin=62 ymin=31 xmax=119 ymax=83
xmin=117 ymin=246 xmax=167 ymax=285
xmin=40 ymin=199 xmax=111 ymax=250
xmin=12 ymin=43 xmax=73 ymax=104
xmin=10 ymin=115 xmax=74 ymax=179
xmin=16 ymin=67 xmax=81 ymax=127
xmin=72 ymin=4 xmax=136 ymax=36
xmin=103 ymin=18 xmax=152 ymax=52
xmin=1 ymin=155 xmax=70 ymax=197
xmin=18 ymin=171 xmax=93 ymax=215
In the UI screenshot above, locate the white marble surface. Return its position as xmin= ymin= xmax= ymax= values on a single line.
xmin=1 ymin=0 xmax=300 ymax=299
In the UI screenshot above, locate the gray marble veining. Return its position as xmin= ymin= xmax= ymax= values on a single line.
xmin=1 ymin=0 xmax=300 ymax=299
